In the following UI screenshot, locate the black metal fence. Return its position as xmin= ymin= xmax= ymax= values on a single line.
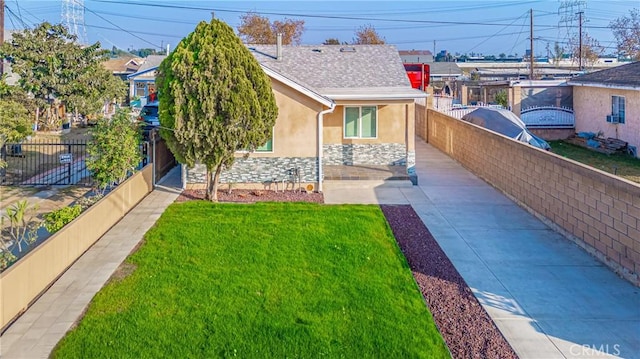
xmin=1 ymin=140 xmax=92 ymax=186
xmin=1 ymin=138 xmax=163 ymax=187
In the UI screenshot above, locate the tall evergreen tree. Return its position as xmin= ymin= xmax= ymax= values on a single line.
xmin=157 ymin=20 xmax=278 ymax=201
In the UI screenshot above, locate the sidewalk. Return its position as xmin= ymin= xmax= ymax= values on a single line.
xmin=0 ymin=167 xmax=182 ymax=359
xmin=326 ymin=138 xmax=640 ymax=359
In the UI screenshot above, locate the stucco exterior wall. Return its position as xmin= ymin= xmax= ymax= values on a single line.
xmin=185 ymin=82 xmax=419 ymax=186
xmin=323 ymin=101 xmax=411 ymax=144
xmin=573 ymin=86 xmax=640 ymax=153
xmin=249 ymin=78 xmax=324 ymax=158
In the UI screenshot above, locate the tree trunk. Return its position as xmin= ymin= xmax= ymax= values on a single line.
xmin=206 ymin=165 xmax=223 ymax=202
xmin=35 ymin=107 xmax=40 ymax=131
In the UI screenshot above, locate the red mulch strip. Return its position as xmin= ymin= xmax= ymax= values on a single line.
xmin=381 ymin=204 xmax=519 ymax=359
xmin=176 ymin=189 xmax=324 ymax=203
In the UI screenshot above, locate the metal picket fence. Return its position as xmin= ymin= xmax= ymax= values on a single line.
xmin=1 ymin=140 xmax=91 ymax=186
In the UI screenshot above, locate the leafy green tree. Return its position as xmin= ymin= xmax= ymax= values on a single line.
xmin=130 ymin=48 xmax=159 ymax=58
xmin=86 ymin=109 xmax=142 ymax=193
xmin=157 ymin=19 xmax=278 ymax=201
xmin=494 ymin=90 xmax=508 ymax=108
xmin=0 ymin=100 xmax=33 ymax=142
xmin=64 ymin=64 xmax=127 ymax=123
xmin=0 ymin=22 xmax=115 ymax=130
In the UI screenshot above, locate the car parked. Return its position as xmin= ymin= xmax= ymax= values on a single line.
xmin=138 ymin=101 xmax=159 ymax=126
xmin=137 ymin=101 xmax=159 ymax=141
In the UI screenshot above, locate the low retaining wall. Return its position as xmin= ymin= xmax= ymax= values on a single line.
xmin=1 ymin=165 xmax=154 ymax=331
xmin=423 ymin=109 xmax=640 ymax=286
xmin=528 ymin=128 xmax=575 ymax=141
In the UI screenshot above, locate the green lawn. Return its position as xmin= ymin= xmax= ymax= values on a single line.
xmin=550 ymin=140 xmax=640 ymax=183
xmin=53 ymin=202 xmax=449 ymax=359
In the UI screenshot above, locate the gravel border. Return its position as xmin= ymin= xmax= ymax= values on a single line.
xmin=381 ymin=204 xmax=519 ymax=359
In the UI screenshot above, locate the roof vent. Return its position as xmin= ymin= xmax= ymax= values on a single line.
xmin=340 ymin=47 xmax=356 ymax=53
xmin=312 ymin=48 xmax=323 ymax=53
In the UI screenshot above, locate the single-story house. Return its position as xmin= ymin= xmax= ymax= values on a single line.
xmin=126 ymin=55 xmax=166 ymax=105
xmin=428 ymin=62 xmax=463 ymax=96
xmin=103 ymin=56 xmax=142 ymax=81
xmin=186 ymin=44 xmax=427 ymax=192
xmin=568 ymin=61 xmax=640 ymax=156
xmin=399 ymin=50 xmax=434 ymax=64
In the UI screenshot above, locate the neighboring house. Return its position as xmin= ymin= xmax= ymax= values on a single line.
xmin=427 ymin=62 xmax=463 ymax=96
xmin=126 ymin=55 xmax=166 ymax=105
xmin=101 ymin=56 xmax=142 ymax=115
xmin=102 ymin=56 xmax=142 ymax=80
xmin=569 ymin=61 xmax=640 ymax=156
xmin=399 ymin=50 xmax=434 ymax=63
xmin=186 ymin=44 xmax=427 ymax=192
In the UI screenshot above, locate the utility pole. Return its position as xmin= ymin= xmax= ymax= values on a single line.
xmin=433 ymin=40 xmax=436 ymax=59
xmin=1 ymin=0 xmax=4 ymax=76
xmin=577 ymin=11 xmax=583 ymax=71
xmin=530 ymin=8 xmax=534 ymax=80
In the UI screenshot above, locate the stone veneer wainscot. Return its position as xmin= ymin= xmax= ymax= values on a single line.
xmin=323 ymin=143 xmax=407 ymax=166
xmin=187 ymin=157 xmax=318 ymax=184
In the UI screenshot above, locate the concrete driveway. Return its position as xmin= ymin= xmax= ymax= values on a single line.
xmin=322 ymin=138 xmax=640 ymax=359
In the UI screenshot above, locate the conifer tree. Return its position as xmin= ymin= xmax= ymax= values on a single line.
xmin=157 ymin=20 xmax=278 ymax=201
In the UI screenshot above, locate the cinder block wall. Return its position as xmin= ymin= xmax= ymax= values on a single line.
xmin=423 ymin=109 xmax=640 ymax=286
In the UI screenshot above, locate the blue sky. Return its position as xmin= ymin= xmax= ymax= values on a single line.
xmin=6 ymin=1 xmax=638 ymax=56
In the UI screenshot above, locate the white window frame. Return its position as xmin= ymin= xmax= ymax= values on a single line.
xmin=343 ymin=105 xmax=378 ymax=139
xmin=612 ymin=95 xmax=626 ymax=124
xmin=255 ymin=135 xmax=274 ymax=153
xmin=236 ymin=128 xmax=274 ymax=154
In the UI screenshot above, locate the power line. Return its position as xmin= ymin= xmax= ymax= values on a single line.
xmin=5 ymin=4 xmax=31 ymax=29
xmin=82 ymin=4 xmax=160 ymax=48
xmin=465 ymin=10 xmax=529 ymax=54
xmin=89 ymin=0 xmax=623 ymax=30
xmin=84 ymin=23 xmax=183 ymax=39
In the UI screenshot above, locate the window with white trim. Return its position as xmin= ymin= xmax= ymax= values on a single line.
xmin=256 ymin=137 xmax=273 ymax=152
xmin=610 ymin=96 xmax=626 ymax=124
xmin=344 ymin=106 xmax=377 ymax=139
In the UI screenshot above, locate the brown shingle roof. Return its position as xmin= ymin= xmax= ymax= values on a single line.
xmin=102 ymin=56 xmax=142 ymax=74
xmin=569 ymin=61 xmax=640 ymax=88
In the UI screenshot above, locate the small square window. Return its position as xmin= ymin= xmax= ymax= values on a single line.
xmin=343 ymin=106 xmax=377 ymax=139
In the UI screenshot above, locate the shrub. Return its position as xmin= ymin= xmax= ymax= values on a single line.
xmin=44 ymin=205 xmax=82 ymax=234
xmin=75 ymin=194 xmax=104 ymax=210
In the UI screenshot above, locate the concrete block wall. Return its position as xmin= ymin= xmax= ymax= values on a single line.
xmin=423 ymin=109 xmax=640 ymax=285
xmin=1 ymin=166 xmax=154 ymax=331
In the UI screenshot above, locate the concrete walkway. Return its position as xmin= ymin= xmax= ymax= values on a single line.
xmin=0 ymin=167 xmax=182 ymax=359
xmin=327 ymin=139 xmax=640 ymax=359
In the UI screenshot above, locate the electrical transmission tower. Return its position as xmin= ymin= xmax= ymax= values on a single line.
xmin=557 ymin=0 xmax=586 ymax=45
xmin=61 ymin=0 xmax=88 ymax=44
